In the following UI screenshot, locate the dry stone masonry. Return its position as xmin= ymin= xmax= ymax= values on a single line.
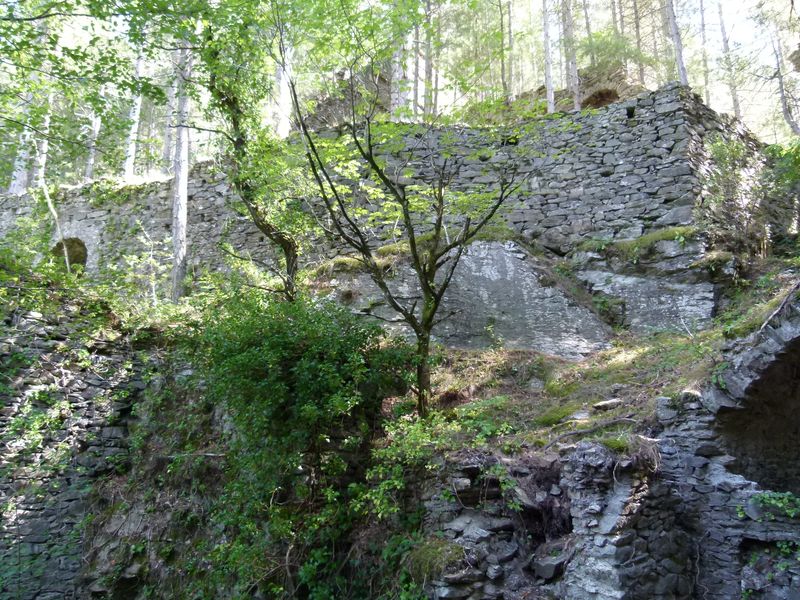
xmin=0 ymin=83 xmax=758 ymax=354
xmin=0 ymin=307 xmax=150 ymax=600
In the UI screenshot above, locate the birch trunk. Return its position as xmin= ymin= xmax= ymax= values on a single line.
xmin=390 ymin=45 xmax=408 ymax=113
xmin=665 ymin=0 xmax=688 ymax=85
xmin=718 ymin=3 xmax=742 ymax=119
xmin=162 ymin=63 xmax=177 ymax=174
xmin=543 ymin=0 xmax=556 ymax=113
xmin=433 ymin=16 xmax=441 ymax=113
xmin=611 ymin=0 xmax=619 ymax=34
xmin=274 ymin=46 xmax=293 ymax=137
xmin=32 ymin=91 xmax=54 ymax=189
xmin=7 ymin=93 xmax=33 ymax=195
xmin=171 ymin=46 xmax=193 ymax=302
xmin=413 ymin=24 xmax=420 ymax=117
xmin=507 ymin=1 xmax=514 ymax=97
xmin=84 ymin=87 xmax=105 ymax=183
xmin=123 ymin=53 xmax=144 ymax=180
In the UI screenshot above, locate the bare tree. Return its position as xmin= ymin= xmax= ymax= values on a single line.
xmin=171 ymin=45 xmax=192 ymax=302
xmin=123 ymin=53 xmax=144 ymax=180
xmin=699 ymin=0 xmax=711 ymax=105
xmin=718 ymin=2 xmax=742 ymax=119
xmin=280 ymin=44 xmax=521 ymax=415
xmin=665 ymin=0 xmax=688 ymax=85
xmin=582 ymin=0 xmax=595 ymax=67
xmin=561 ymin=0 xmax=580 ymax=109
xmin=773 ymin=33 xmax=800 ymax=134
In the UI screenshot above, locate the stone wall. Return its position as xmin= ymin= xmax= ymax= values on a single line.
xmin=556 ymin=288 xmax=800 ymax=599
xmin=0 ymin=83 xmax=757 ymax=350
xmin=0 ymin=308 xmax=150 ymax=599
xmin=0 ymin=83 xmax=740 ymax=276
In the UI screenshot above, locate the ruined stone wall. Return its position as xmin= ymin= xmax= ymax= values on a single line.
xmin=0 ymin=83 xmax=738 ymax=279
xmin=0 ymin=309 xmax=150 ymax=600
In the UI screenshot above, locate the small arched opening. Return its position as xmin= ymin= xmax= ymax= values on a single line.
xmin=583 ymin=89 xmax=620 ymax=109
xmin=717 ymin=337 xmax=800 ymax=495
xmin=51 ymin=237 xmax=88 ymax=270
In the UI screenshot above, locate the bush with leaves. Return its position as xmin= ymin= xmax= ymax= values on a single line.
xmin=700 ymin=134 xmax=799 ymax=258
xmin=197 ymin=293 xmax=413 ymax=598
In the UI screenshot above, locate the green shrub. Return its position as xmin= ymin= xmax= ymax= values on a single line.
xmin=197 ymin=294 xmax=414 ymax=597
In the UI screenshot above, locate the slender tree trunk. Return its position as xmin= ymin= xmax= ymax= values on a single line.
xmin=32 ymin=91 xmax=53 ymax=189
xmin=562 ymin=0 xmax=580 ymax=110
xmin=415 ymin=331 xmax=432 ymax=417
xmin=8 ymin=93 xmax=34 ymax=196
xmin=499 ymin=0 xmax=509 ymax=100
xmin=423 ymin=0 xmax=434 ymax=116
xmin=699 ymin=0 xmax=711 ymax=105
xmin=543 ymin=0 xmax=556 ymax=112
xmin=718 ymin=3 xmax=742 ymax=119
xmin=507 ymin=1 xmax=515 ymax=97
xmin=162 ymin=62 xmax=177 ymax=174
xmin=653 ymin=3 xmax=664 ymax=84
xmin=632 ymin=0 xmax=645 ymax=83
xmin=774 ymin=34 xmax=800 ymax=135
xmin=171 ymin=46 xmax=193 ymax=302
xmin=665 ymin=0 xmax=688 ymax=85
xmin=582 ymin=0 xmax=595 ymax=67
xmin=618 ymin=0 xmax=627 ymax=75
xmin=413 ymin=24 xmax=420 ymax=117
xmin=274 ymin=46 xmax=293 ymax=137
xmin=433 ymin=16 xmax=441 ymax=114
xmin=123 ymin=53 xmax=144 ymax=180
xmin=84 ymin=87 xmax=105 ymax=183
xmin=611 ymin=0 xmax=619 ymax=34
xmin=390 ymin=43 xmax=408 ymax=113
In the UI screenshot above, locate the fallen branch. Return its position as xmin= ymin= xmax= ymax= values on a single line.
xmin=542 ymin=416 xmax=637 ymax=451
xmin=758 ymin=279 xmax=800 ymax=335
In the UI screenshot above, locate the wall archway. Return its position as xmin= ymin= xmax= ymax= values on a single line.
xmin=717 ymin=337 xmax=800 ymax=495
xmin=51 ymin=237 xmax=88 ymax=270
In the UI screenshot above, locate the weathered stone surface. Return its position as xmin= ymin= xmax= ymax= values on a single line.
xmin=0 ymin=308 xmax=150 ymax=600
xmin=338 ymin=241 xmax=613 ymax=358
xmin=576 ymin=269 xmax=715 ymax=331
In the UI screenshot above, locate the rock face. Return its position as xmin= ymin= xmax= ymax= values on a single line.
xmin=335 ymin=241 xmax=613 ymax=358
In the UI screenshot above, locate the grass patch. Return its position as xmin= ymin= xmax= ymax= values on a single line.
xmin=578 ymin=226 xmax=697 ymax=262
xmin=533 ymin=403 xmax=582 ymax=427
xmin=406 ymin=537 xmax=463 ymax=584
xmin=598 ymin=434 xmax=631 ymax=454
